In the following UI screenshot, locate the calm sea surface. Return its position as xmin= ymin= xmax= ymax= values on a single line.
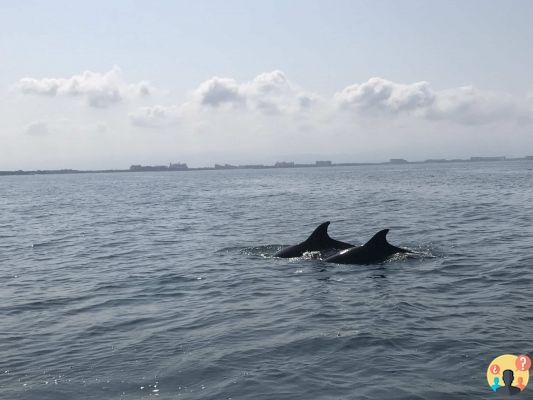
xmin=1 ymin=162 xmax=532 ymax=399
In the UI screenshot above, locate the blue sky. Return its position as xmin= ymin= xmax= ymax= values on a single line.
xmin=1 ymin=0 xmax=533 ymax=169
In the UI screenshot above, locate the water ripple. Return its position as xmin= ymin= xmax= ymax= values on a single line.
xmin=1 ymin=162 xmax=532 ymax=399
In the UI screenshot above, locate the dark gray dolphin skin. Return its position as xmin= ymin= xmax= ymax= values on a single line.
xmin=325 ymin=229 xmax=409 ymax=264
xmin=274 ymin=221 xmax=354 ymax=258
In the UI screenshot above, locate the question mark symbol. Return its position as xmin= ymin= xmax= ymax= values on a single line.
xmin=515 ymin=355 xmax=531 ymax=371
xmin=491 ymin=364 xmax=500 ymax=374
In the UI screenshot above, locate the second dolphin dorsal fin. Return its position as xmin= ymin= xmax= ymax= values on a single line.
xmin=305 ymin=221 xmax=331 ymax=243
xmin=363 ymin=229 xmax=390 ymax=249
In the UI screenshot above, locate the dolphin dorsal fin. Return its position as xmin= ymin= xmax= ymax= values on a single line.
xmin=305 ymin=221 xmax=331 ymax=243
xmin=363 ymin=229 xmax=390 ymax=249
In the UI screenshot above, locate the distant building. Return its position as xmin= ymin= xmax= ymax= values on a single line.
xmin=424 ymin=159 xmax=447 ymax=163
xmin=215 ymin=164 xmax=237 ymax=169
xmin=168 ymin=162 xmax=188 ymax=170
xmin=239 ymin=164 xmax=266 ymax=169
xmin=129 ymin=164 xmax=165 ymax=171
xmin=130 ymin=162 xmax=188 ymax=171
xmin=315 ymin=160 xmax=332 ymax=167
xmin=336 ymin=162 xmax=367 ymax=166
xmin=274 ymin=161 xmax=295 ymax=168
xmin=389 ymin=159 xmax=408 ymax=164
xmin=470 ymin=156 xmax=506 ymax=162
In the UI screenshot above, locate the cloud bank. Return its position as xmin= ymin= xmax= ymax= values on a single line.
xmin=194 ymin=70 xmax=318 ymax=113
xmin=334 ymin=77 xmax=529 ymax=125
xmin=335 ymin=77 xmax=435 ymax=114
xmin=12 ymin=65 xmax=533 ymax=162
xmin=129 ymin=72 xmax=530 ymax=128
xmin=17 ymin=66 xmax=152 ymax=108
xmin=6 ymin=67 xmax=533 ymax=170
xmin=17 ymin=67 xmax=529 ymax=127
xmin=129 ymin=105 xmax=182 ymax=128
xmin=129 ymin=71 xmax=324 ymax=127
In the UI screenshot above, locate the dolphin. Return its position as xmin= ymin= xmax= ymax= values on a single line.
xmin=325 ymin=229 xmax=409 ymax=264
xmin=274 ymin=221 xmax=354 ymax=258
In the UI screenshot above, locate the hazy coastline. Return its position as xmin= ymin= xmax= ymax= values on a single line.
xmin=2 ymin=155 xmax=532 ymax=177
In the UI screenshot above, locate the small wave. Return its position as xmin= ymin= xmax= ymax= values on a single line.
xmin=217 ymin=245 xmax=283 ymax=258
xmin=153 ymin=239 xmax=181 ymax=245
xmin=2 ymin=294 xmax=93 ymax=315
xmin=31 ymin=241 xmax=54 ymax=248
xmin=384 ymin=249 xmax=435 ymax=263
xmin=301 ymin=250 xmax=322 ymax=260
xmin=216 ymin=245 xmax=246 ymax=253
xmin=155 ymin=273 xmax=205 ymax=284
xmin=241 ymin=247 xmax=330 ymax=260
xmin=243 ymin=245 xmax=283 ymax=258
xmin=92 ymin=249 xmax=144 ymax=260
xmin=407 ymin=246 xmax=439 ymax=259
xmin=223 ymin=244 xmax=438 ymax=264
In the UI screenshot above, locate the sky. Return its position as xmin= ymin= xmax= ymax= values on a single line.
xmin=1 ymin=0 xmax=533 ymax=169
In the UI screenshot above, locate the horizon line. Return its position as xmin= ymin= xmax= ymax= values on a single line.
xmin=2 ymin=155 xmax=533 ymax=177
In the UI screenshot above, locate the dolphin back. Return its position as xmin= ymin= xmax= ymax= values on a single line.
xmin=274 ymin=221 xmax=352 ymax=258
xmin=304 ymin=221 xmax=332 ymax=244
xmin=325 ymin=229 xmax=408 ymax=264
xmin=363 ymin=229 xmax=409 ymax=254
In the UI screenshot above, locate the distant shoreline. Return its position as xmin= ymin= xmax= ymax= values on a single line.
xmin=1 ymin=156 xmax=532 ymax=177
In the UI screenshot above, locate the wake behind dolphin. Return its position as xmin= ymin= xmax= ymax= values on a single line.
xmin=274 ymin=221 xmax=354 ymax=258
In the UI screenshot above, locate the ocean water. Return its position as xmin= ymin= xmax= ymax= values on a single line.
xmin=1 ymin=161 xmax=532 ymax=399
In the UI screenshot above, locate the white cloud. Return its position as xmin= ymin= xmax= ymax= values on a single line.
xmin=193 ymin=72 xmax=526 ymax=126
xmin=244 ymin=70 xmax=291 ymax=97
xmin=24 ymin=121 xmax=49 ymax=136
xmin=335 ymin=77 xmax=529 ymax=125
xmin=17 ymin=66 xmax=152 ymax=108
xmin=425 ymin=86 xmax=521 ymax=125
xmin=194 ymin=77 xmax=244 ymax=107
xmin=192 ymin=70 xmax=319 ymax=114
xmin=335 ymin=77 xmax=435 ymax=114
xmin=130 ymin=70 xmax=322 ymax=129
xmin=129 ymin=105 xmax=182 ymax=127
xmin=127 ymin=71 xmax=531 ymax=131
